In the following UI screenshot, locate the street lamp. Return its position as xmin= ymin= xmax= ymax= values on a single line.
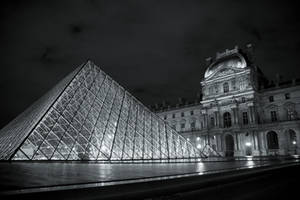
xmin=293 ymin=141 xmax=297 ymax=155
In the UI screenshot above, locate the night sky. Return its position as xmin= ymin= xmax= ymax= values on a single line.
xmin=1 ymin=0 xmax=300 ymax=129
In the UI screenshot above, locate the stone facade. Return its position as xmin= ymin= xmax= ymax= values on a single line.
xmin=155 ymin=45 xmax=300 ymax=157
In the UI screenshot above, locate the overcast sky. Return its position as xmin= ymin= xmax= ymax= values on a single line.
xmin=1 ymin=0 xmax=300 ymax=128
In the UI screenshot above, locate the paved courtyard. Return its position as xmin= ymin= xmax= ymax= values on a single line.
xmin=0 ymin=156 xmax=299 ymax=193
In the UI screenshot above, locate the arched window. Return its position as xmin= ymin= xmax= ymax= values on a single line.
xmin=223 ymin=112 xmax=232 ymax=128
xmin=267 ymin=131 xmax=279 ymax=149
xmin=223 ymin=82 xmax=229 ymax=93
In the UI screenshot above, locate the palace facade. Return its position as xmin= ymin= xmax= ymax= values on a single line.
xmin=155 ymin=44 xmax=300 ymax=157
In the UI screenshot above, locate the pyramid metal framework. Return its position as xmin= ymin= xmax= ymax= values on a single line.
xmin=0 ymin=61 xmax=202 ymax=161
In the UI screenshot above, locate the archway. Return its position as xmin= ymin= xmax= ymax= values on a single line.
xmin=224 ymin=112 xmax=232 ymax=128
xmin=266 ymin=131 xmax=279 ymax=150
xmin=225 ymin=134 xmax=234 ymax=157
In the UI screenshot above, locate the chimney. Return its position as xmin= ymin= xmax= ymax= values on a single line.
xmin=245 ymin=43 xmax=254 ymax=63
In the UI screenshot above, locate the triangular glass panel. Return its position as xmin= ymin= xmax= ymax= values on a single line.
xmin=1 ymin=61 xmax=201 ymax=161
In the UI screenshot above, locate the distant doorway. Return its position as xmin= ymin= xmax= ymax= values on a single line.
xmin=245 ymin=146 xmax=252 ymax=156
xmin=288 ymin=129 xmax=297 ymax=153
xmin=225 ymin=134 xmax=234 ymax=157
xmin=267 ymin=131 xmax=279 ymax=150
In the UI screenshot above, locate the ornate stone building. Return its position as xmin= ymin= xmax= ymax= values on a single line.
xmin=155 ymin=45 xmax=300 ymax=157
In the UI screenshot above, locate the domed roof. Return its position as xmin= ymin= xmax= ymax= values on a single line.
xmin=204 ymin=53 xmax=247 ymax=79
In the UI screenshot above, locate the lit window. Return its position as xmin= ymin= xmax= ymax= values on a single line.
xmin=196 ymin=137 xmax=200 ymax=141
xmin=269 ymin=96 xmax=274 ymax=102
xmin=243 ymin=112 xmax=248 ymax=125
xmin=223 ymin=82 xmax=229 ymax=93
xmin=271 ymin=111 xmax=277 ymax=122
xmin=285 ymin=93 xmax=290 ymax=100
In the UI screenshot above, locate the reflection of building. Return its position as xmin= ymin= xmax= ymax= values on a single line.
xmin=0 ymin=61 xmax=199 ymax=161
xmin=156 ymin=45 xmax=300 ymax=157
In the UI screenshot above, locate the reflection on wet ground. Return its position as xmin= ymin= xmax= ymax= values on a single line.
xmin=0 ymin=157 xmax=299 ymax=191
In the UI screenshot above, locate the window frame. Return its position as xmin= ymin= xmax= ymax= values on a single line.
xmin=223 ymin=82 xmax=229 ymax=93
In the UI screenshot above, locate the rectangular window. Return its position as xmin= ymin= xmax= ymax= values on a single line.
xmin=285 ymin=93 xmax=290 ymax=100
xmin=190 ymin=110 xmax=194 ymax=115
xmin=172 ymin=124 xmax=176 ymax=130
xmin=164 ymin=115 xmax=167 ymax=120
xmin=269 ymin=96 xmax=274 ymax=102
xmin=271 ymin=111 xmax=277 ymax=122
xmin=232 ymin=79 xmax=236 ymax=90
xmin=215 ymin=85 xmax=219 ymax=93
xmin=181 ymin=112 xmax=185 ymax=117
xmin=181 ymin=123 xmax=185 ymax=129
xmin=243 ymin=112 xmax=248 ymax=125
xmin=223 ymin=82 xmax=229 ymax=93
xmin=172 ymin=113 xmax=175 ymax=118
xmin=210 ymin=117 xmax=215 ymax=127
xmin=191 ymin=122 xmax=195 ymax=129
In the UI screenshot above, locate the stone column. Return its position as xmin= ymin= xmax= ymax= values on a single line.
xmin=203 ymin=114 xmax=208 ymax=128
xmin=248 ymin=104 xmax=255 ymax=124
xmin=252 ymin=106 xmax=256 ymax=123
xmin=231 ymin=107 xmax=238 ymax=125
xmin=252 ymin=131 xmax=256 ymax=150
xmin=214 ymin=111 xmax=218 ymax=127
xmin=235 ymin=133 xmax=239 ymax=151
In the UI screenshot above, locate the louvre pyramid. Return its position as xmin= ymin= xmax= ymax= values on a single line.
xmin=0 ymin=61 xmax=201 ymax=161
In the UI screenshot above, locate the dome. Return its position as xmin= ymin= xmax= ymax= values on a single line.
xmin=204 ymin=53 xmax=247 ymax=79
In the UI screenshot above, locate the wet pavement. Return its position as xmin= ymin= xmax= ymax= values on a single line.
xmin=0 ymin=157 xmax=299 ymax=192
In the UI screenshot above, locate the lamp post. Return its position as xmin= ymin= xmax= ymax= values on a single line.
xmin=293 ymin=141 xmax=297 ymax=155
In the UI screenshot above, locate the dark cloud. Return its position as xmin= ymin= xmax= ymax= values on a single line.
xmin=0 ymin=0 xmax=300 ymax=128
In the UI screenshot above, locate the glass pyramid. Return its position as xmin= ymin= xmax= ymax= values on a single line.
xmin=0 ymin=61 xmax=201 ymax=161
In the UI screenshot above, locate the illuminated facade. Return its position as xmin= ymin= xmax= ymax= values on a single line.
xmin=0 ymin=61 xmax=200 ymax=161
xmin=157 ymin=45 xmax=300 ymax=157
